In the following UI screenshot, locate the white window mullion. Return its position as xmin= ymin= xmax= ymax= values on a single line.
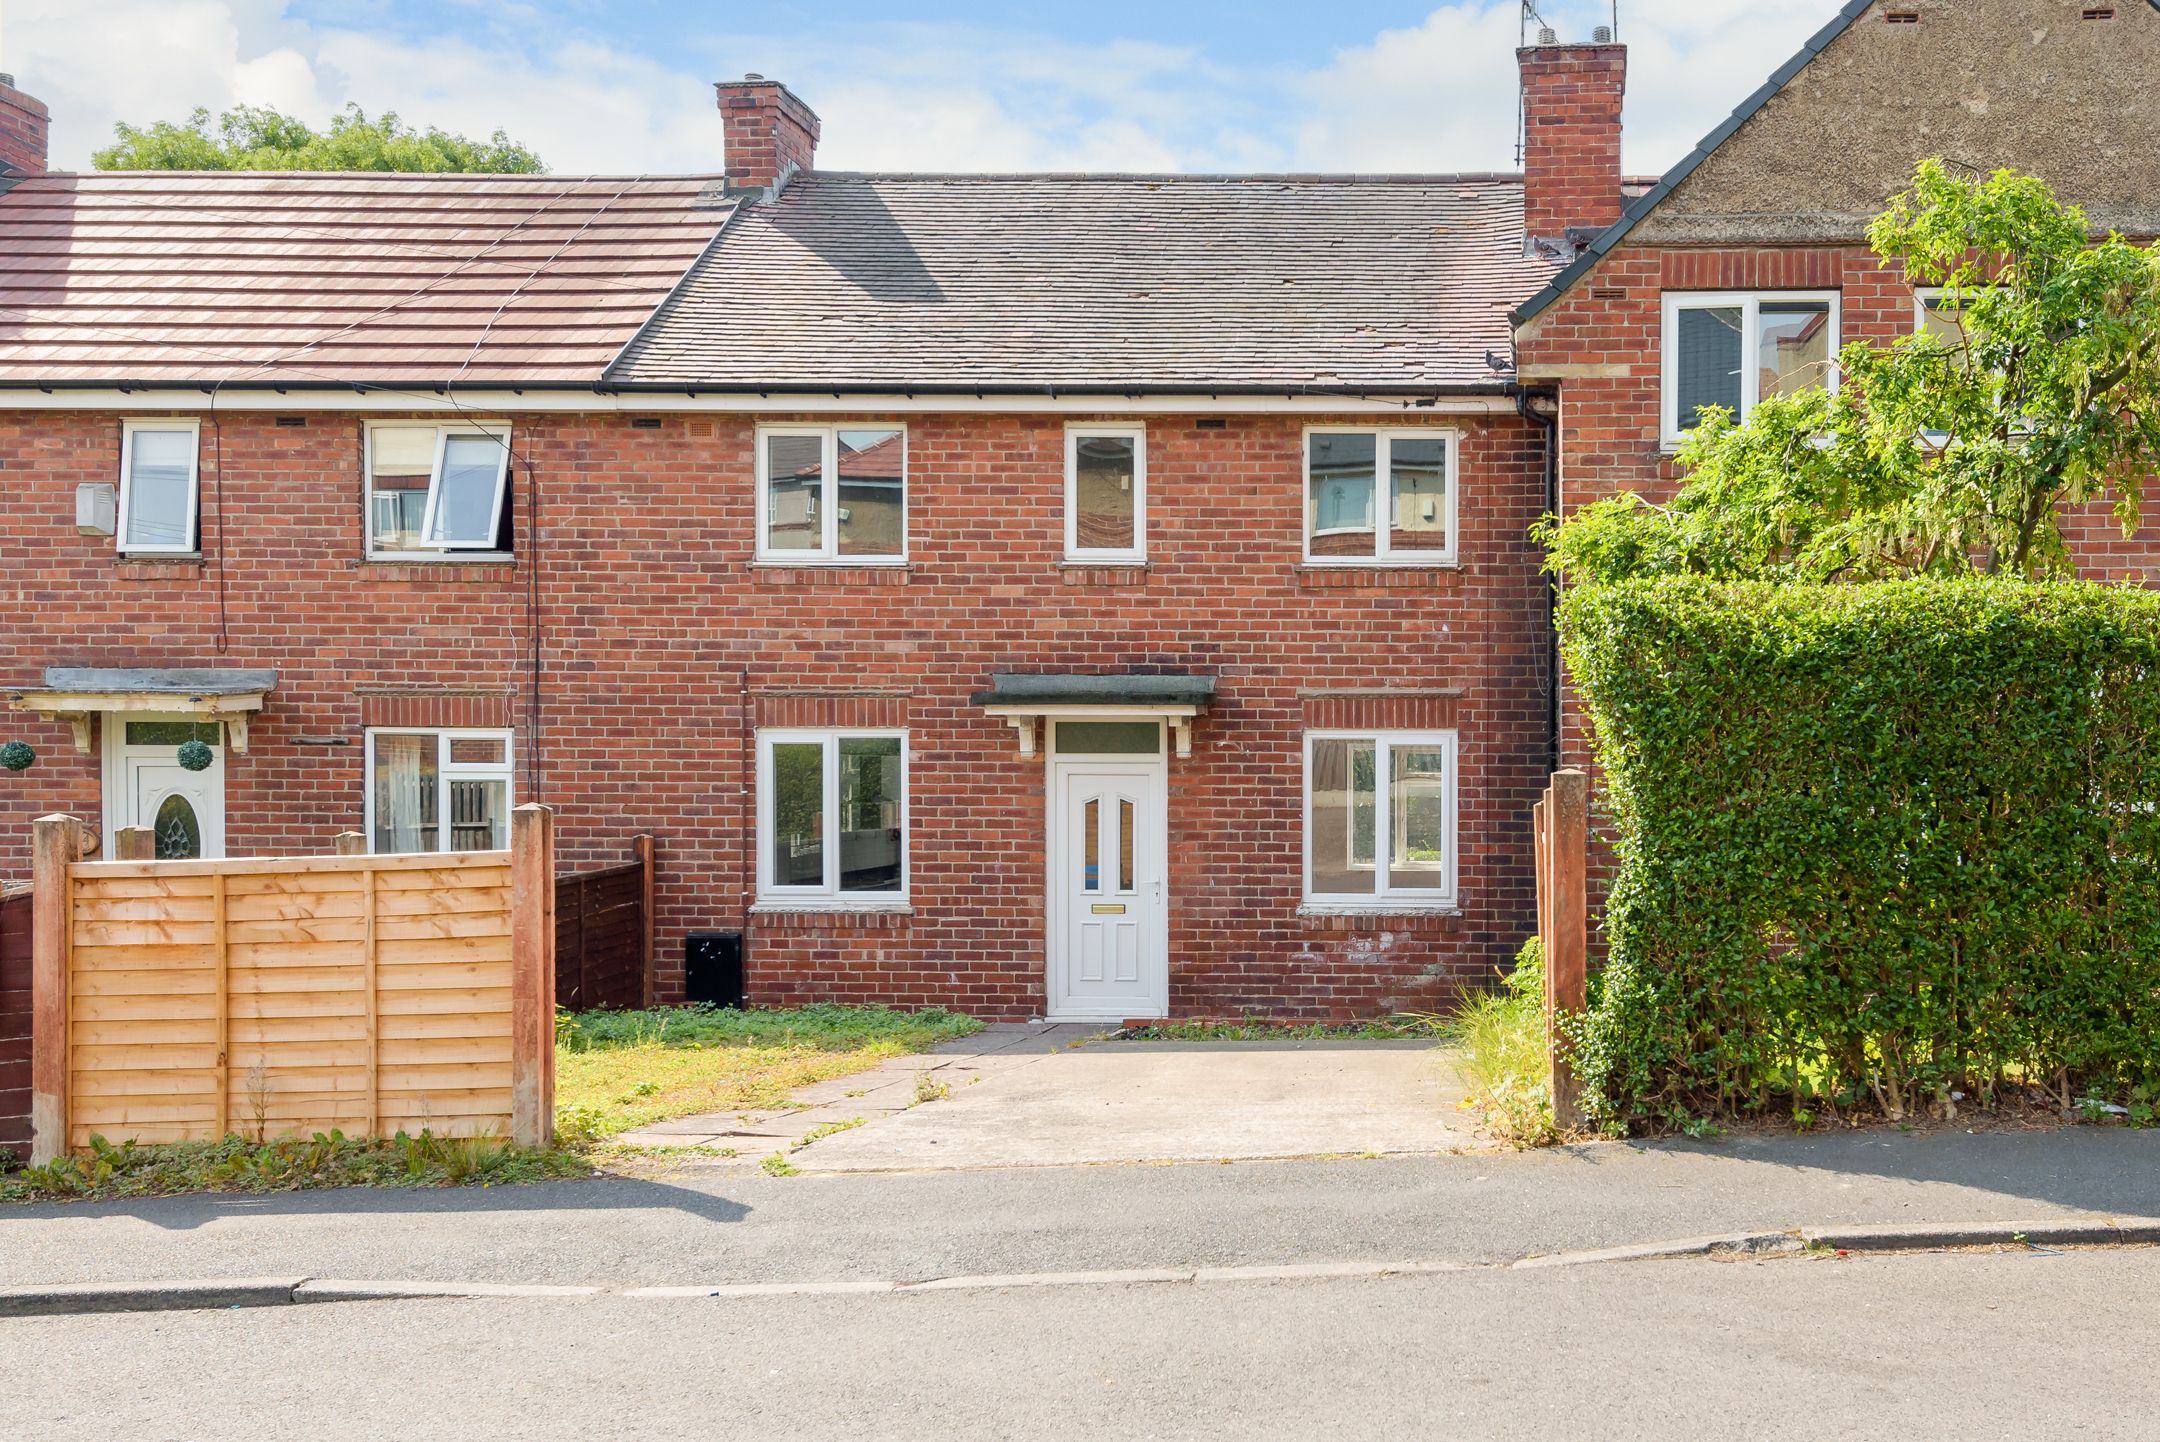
xmin=821 ymin=431 xmax=840 ymax=557
xmin=822 ymin=735 xmax=841 ymax=892
xmin=436 ymin=732 xmax=452 ymax=853
xmin=1372 ymin=435 xmax=1392 ymax=562
xmin=1372 ymin=738 xmax=1393 ymax=897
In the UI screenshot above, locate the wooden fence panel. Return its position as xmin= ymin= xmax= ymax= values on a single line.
xmin=31 ymin=805 xmax=553 ymax=1159
xmin=0 ymin=886 xmax=30 ymax=1163
xmin=553 ymin=836 xmax=654 ymax=1012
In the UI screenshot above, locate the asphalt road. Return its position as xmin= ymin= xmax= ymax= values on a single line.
xmin=2 ymin=1128 xmax=2153 ymax=1289
xmin=7 ymin=1248 xmax=2156 ymax=1440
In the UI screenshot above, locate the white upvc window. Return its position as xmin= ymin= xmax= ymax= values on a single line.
xmin=364 ymin=728 xmax=515 ymax=854
xmin=756 ymin=425 xmax=907 ymax=563
xmin=1302 ymin=730 xmax=1459 ymax=910
xmin=1661 ymin=291 xmax=1842 ymax=446
xmin=757 ymin=729 xmax=909 ymax=904
xmin=117 ymin=419 xmax=202 ymax=555
xmin=365 ymin=422 xmax=514 ymax=558
xmin=1064 ymin=424 xmax=1146 ymax=562
xmin=1302 ymin=428 xmax=1459 ymax=565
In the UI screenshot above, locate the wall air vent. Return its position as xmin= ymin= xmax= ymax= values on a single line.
xmin=1884 ymin=10 xmax=1919 ymax=21
xmin=2082 ymin=5 xmax=2116 ymax=17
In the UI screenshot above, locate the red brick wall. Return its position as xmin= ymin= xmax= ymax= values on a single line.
xmin=0 ymin=407 xmax=1552 ymax=1022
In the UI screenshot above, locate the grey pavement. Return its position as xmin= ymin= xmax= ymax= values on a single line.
xmin=1 ymin=1128 xmax=2153 ymax=1290
xmin=790 ymin=1034 xmax=1475 ymax=1170
xmin=615 ymin=1023 xmax=1106 ymax=1151
xmin=7 ymin=1248 xmax=2158 ymax=1440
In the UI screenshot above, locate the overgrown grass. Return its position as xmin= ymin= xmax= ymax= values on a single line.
xmin=555 ymin=1002 xmax=982 ymax=1142
xmin=0 ymin=1129 xmax=589 ymax=1204
xmin=1440 ymin=939 xmax=1559 ymax=1147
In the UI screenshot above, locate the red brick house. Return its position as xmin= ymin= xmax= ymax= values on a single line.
xmin=7 ymin=1 xmax=2152 ymax=1024
xmin=0 ymin=64 xmax=1588 ymax=1022
xmin=1511 ymin=0 xmax=2160 ymax=871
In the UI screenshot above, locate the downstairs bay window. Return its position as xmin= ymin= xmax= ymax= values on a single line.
xmin=366 ymin=729 xmax=514 ymax=854
xmin=757 ymin=730 xmax=908 ymax=904
xmin=1304 ymin=731 xmax=1458 ymax=909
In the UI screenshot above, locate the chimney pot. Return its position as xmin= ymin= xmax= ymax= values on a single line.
xmin=1538 ymin=26 xmax=1557 ymax=44
xmin=1593 ymin=24 xmax=1614 ymax=43
xmin=712 ymin=76 xmax=820 ymax=199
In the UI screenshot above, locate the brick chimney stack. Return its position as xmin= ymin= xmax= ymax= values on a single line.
xmin=714 ymin=75 xmax=819 ymax=199
xmin=0 ymin=73 xmax=50 ymax=177
xmin=1517 ymin=35 xmax=1626 ymax=254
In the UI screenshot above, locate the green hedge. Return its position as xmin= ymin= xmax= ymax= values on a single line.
xmin=1561 ymin=578 xmax=2160 ymax=1127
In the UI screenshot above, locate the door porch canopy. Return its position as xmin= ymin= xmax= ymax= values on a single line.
xmin=971 ymin=672 xmax=1216 ymax=759
xmin=7 ymin=667 xmax=279 ymax=754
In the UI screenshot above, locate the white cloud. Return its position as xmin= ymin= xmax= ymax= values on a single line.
xmin=1 ymin=0 xmax=1855 ymax=178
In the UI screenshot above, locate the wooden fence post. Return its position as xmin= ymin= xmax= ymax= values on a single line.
xmin=29 ymin=815 xmax=88 ymax=1165
xmin=1545 ymin=769 xmax=1590 ymax=1130
xmin=509 ymin=803 xmax=556 ymax=1147
xmin=635 ymin=834 xmax=656 ymax=1009
xmin=112 ymin=826 xmax=153 ymax=862
xmin=333 ymin=831 xmax=366 ymax=856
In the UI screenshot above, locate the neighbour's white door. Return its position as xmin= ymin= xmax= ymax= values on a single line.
xmin=1048 ymin=760 xmax=1167 ymax=1020
xmin=104 ymin=716 xmax=226 ymax=859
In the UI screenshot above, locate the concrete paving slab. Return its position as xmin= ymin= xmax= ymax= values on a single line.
xmin=791 ymin=1038 xmax=1474 ymax=1172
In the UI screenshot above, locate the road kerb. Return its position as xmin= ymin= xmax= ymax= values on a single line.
xmin=294 ymin=1280 xmax=604 ymax=1303
xmin=0 ymin=1277 xmax=309 ymax=1318
xmin=1802 ymin=1217 xmax=2160 ymax=1253
xmin=1510 ymin=1232 xmax=1800 ymax=1269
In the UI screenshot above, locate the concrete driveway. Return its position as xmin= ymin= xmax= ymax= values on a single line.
xmin=786 ymin=1025 xmax=1476 ymax=1172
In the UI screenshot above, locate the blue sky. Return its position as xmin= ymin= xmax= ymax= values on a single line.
xmin=7 ymin=1 xmax=1839 ymax=176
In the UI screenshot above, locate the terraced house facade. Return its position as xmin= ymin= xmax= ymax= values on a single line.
xmin=0 ymin=59 xmax=1593 ymax=1022
xmin=3 ymin=0 xmax=2156 ymax=1021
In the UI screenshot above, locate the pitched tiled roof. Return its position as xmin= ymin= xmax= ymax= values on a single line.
xmin=0 ymin=171 xmax=733 ymax=386
xmin=609 ymin=173 xmax=1554 ymax=392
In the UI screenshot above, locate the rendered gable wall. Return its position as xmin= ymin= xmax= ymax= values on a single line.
xmin=1636 ymin=0 xmax=2160 ymax=245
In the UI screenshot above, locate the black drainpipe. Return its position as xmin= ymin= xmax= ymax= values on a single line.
xmin=1515 ymin=386 xmax=1562 ymax=774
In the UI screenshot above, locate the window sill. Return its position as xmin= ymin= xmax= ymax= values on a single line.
xmin=750 ymin=901 xmax=914 ymax=929
xmin=113 ymin=554 xmax=206 ymax=579
xmin=1298 ymin=903 xmax=1461 ymax=919
xmin=355 ymin=557 xmax=518 ymax=583
xmin=1059 ymin=560 xmax=1149 ymax=586
xmin=751 ymin=562 xmax=913 ymax=586
xmin=1296 ymin=564 xmax=1460 ymax=590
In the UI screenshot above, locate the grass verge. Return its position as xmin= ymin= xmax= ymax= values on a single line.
xmin=0 ymin=1130 xmax=590 ymax=1204
xmin=555 ymin=1002 xmax=982 ymax=1142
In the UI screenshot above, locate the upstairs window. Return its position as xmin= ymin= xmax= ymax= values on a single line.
xmin=1662 ymin=292 xmax=1840 ymax=444
xmin=118 ymin=420 xmax=201 ymax=555
xmin=367 ymin=423 xmax=513 ymax=558
xmin=757 ymin=426 xmax=906 ymax=562
xmin=1065 ymin=425 xmax=1146 ymax=562
xmin=1303 ymin=429 xmax=1457 ymax=564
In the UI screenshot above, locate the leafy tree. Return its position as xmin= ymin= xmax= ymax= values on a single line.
xmin=1541 ymin=161 xmax=2160 ymax=583
xmin=93 ymin=103 xmax=545 ymax=174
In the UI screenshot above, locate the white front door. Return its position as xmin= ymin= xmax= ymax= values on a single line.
xmin=1048 ymin=758 xmax=1168 ymax=1020
xmin=103 ymin=716 xmax=226 ymax=859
